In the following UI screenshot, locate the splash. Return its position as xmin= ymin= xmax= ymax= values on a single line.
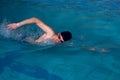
xmin=0 ymin=19 xmax=11 ymax=38
xmin=0 ymin=19 xmax=26 ymax=40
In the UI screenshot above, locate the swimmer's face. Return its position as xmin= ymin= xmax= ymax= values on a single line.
xmin=56 ymin=33 xmax=64 ymax=43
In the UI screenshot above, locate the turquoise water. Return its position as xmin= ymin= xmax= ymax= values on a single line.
xmin=0 ymin=0 xmax=120 ymax=80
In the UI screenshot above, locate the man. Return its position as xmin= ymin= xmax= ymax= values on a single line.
xmin=7 ymin=17 xmax=72 ymax=44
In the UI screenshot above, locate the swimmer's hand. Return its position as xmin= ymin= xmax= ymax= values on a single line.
xmin=25 ymin=37 xmax=36 ymax=44
xmin=7 ymin=23 xmax=20 ymax=30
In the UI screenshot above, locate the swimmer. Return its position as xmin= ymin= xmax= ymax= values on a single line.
xmin=7 ymin=17 xmax=72 ymax=44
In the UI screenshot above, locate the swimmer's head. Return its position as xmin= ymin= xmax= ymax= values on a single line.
xmin=58 ymin=31 xmax=72 ymax=42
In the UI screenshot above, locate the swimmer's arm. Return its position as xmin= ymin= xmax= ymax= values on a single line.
xmin=25 ymin=33 xmax=47 ymax=44
xmin=35 ymin=33 xmax=47 ymax=43
xmin=7 ymin=17 xmax=55 ymax=35
xmin=34 ymin=18 xmax=55 ymax=35
xmin=7 ymin=18 xmax=36 ymax=30
xmin=25 ymin=34 xmax=46 ymax=44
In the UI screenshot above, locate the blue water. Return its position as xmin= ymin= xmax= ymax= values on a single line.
xmin=0 ymin=0 xmax=120 ymax=80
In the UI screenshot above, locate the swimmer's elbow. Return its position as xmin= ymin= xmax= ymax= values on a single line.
xmin=31 ymin=17 xmax=39 ymax=22
xmin=31 ymin=17 xmax=43 ymax=24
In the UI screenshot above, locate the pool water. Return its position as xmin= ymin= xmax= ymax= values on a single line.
xmin=0 ymin=0 xmax=120 ymax=80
